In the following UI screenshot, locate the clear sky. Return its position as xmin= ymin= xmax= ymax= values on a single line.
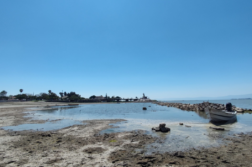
xmin=1 ymin=0 xmax=252 ymax=99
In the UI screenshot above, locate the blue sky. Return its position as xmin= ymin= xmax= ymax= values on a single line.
xmin=1 ymin=0 xmax=252 ymax=99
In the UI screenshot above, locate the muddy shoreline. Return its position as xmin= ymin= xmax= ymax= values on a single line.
xmin=1 ymin=102 xmax=252 ymax=166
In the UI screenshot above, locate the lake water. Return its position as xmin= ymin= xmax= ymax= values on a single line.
xmin=2 ymin=101 xmax=252 ymax=153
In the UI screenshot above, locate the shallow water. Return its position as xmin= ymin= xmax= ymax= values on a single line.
xmin=2 ymin=102 xmax=252 ymax=153
xmin=3 ymin=119 xmax=82 ymax=131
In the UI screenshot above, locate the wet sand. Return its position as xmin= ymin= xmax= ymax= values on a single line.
xmin=0 ymin=101 xmax=252 ymax=166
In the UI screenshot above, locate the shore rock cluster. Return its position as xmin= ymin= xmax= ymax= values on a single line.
xmin=152 ymin=123 xmax=170 ymax=132
xmin=155 ymin=101 xmax=251 ymax=113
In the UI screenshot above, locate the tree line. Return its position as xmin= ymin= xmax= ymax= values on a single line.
xmin=0 ymin=89 xmax=135 ymax=102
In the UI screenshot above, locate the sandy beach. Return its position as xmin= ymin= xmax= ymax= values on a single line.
xmin=0 ymin=101 xmax=252 ymax=167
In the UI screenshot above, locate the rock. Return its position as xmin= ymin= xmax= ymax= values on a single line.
xmin=40 ymin=133 xmax=51 ymax=137
xmin=143 ymin=107 xmax=147 ymax=110
xmin=7 ymin=161 xmax=16 ymax=164
xmin=173 ymin=151 xmax=185 ymax=158
xmin=179 ymin=123 xmax=183 ymax=125
xmin=210 ymin=127 xmax=225 ymax=131
xmin=160 ymin=126 xmax=170 ymax=132
xmin=83 ymin=147 xmax=106 ymax=154
xmin=185 ymin=125 xmax=191 ymax=127
xmin=169 ymin=161 xmax=176 ymax=164
xmin=152 ymin=124 xmax=170 ymax=132
xmin=236 ymin=108 xmax=244 ymax=113
xmin=152 ymin=127 xmax=160 ymax=131
xmin=137 ymin=159 xmax=148 ymax=164
xmin=159 ymin=123 xmax=170 ymax=132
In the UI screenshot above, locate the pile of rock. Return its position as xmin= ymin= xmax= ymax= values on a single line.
xmin=154 ymin=101 xmax=251 ymax=113
xmin=152 ymin=123 xmax=170 ymax=133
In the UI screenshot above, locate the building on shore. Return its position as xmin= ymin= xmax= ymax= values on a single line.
xmin=94 ymin=96 xmax=105 ymax=100
xmin=139 ymin=93 xmax=151 ymax=102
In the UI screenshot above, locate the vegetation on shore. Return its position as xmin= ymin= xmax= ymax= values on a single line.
xmin=0 ymin=89 xmax=143 ymax=102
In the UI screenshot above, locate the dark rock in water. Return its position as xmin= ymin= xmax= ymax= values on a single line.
xmin=143 ymin=107 xmax=147 ymax=110
xmin=185 ymin=125 xmax=191 ymax=127
xmin=152 ymin=123 xmax=170 ymax=132
xmin=179 ymin=123 xmax=183 ymax=125
xmin=210 ymin=127 xmax=225 ymax=131
xmin=160 ymin=126 xmax=170 ymax=132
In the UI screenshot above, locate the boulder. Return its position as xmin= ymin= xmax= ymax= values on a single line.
xmin=152 ymin=123 xmax=170 ymax=132
xmin=143 ymin=107 xmax=147 ymax=110
xmin=179 ymin=123 xmax=183 ymax=125
xmin=160 ymin=126 xmax=170 ymax=132
xmin=236 ymin=108 xmax=244 ymax=113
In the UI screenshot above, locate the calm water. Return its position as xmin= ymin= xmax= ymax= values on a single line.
xmin=2 ymin=102 xmax=252 ymax=153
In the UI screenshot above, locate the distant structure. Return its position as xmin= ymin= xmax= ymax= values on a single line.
xmin=139 ymin=93 xmax=150 ymax=102
xmin=95 ymin=95 xmax=105 ymax=100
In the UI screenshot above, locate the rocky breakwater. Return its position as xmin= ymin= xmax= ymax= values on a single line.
xmin=155 ymin=101 xmax=251 ymax=113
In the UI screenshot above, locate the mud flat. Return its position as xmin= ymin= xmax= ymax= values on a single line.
xmin=1 ymin=102 xmax=252 ymax=166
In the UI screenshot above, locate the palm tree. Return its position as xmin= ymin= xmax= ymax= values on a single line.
xmin=48 ymin=90 xmax=51 ymax=95
xmin=19 ymin=89 xmax=23 ymax=94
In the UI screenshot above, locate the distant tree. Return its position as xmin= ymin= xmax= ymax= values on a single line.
xmin=49 ymin=92 xmax=58 ymax=100
xmin=69 ymin=95 xmax=80 ymax=101
xmin=48 ymin=90 xmax=51 ymax=95
xmin=59 ymin=92 xmax=63 ymax=98
xmin=26 ymin=94 xmax=36 ymax=100
xmin=19 ymin=89 xmax=23 ymax=94
xmin=15 ymin=94 xmax=27 ymax=100
xmin=64 ymin=92 xmax=67 ymax=96
xmin=41 ymin=93 xmax=49 ymax=100
xmin=115 ymin=96 xmax=121 ymax=99
xmin=89 ymin=95 xmax=96 ymax=99
xmin=136 ymin=96 xmax=138 ymax=99
xmin=111 ymin=96 xmax=115 ymax=99
xmin=64 ymin=92 xmax=81 ymax=101
xmin=0 ymin=90 xmax=7 ymax=97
